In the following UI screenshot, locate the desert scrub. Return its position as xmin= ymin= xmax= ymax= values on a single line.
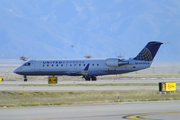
xmin=0 ymin=90 xmax=179 ymax=107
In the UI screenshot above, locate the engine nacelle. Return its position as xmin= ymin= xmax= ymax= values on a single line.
xmin=106 ymin=58 xmax=129 ymax=67
xmin=106 ymin=58 xmax=119 ymax=67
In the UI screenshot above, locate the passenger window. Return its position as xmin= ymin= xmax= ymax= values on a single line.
xmin=92 ymin=64 xmax=94 ymax=66
xmin=97 ymin=64 xmax=99 ymax=66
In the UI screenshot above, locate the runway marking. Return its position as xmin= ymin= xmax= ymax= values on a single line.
xmin=24 ymin=114 xmax=125 ymax=120
xmin=23 ymin=112 xmax=180 ymax=120
xmin=123 ymin=112 xmax=180 ymax=120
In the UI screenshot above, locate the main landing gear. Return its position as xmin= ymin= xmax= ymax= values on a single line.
xmin=84 ymin=76 xmax=97 ymax=81
xmin=24 ymin=75 xmax=27 ymax=82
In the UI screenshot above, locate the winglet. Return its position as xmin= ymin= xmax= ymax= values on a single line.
xmin=84 ymin=64 xmax=90 ymax=71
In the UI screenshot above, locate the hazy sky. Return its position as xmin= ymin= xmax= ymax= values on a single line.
xmin=0 ymin=0 xmax=180 ymax=62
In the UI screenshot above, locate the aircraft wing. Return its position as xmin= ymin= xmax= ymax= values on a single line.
xmin=68 ymin=64 xmax=90 ymax=76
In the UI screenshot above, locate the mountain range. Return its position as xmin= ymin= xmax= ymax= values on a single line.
xmin=0 ymin=0 xmax=180 ymax=62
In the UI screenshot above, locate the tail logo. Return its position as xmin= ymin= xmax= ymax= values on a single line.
xmin=134 ymin=47 xmax=152 ymax=61
xmin=134 ymin=41 xmax=163 ymax=61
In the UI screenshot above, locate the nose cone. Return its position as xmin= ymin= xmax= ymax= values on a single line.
xmin=14 ymin=67 xmax=22 ymax=75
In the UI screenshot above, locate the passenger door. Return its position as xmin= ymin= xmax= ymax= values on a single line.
xmin=34 ymin=61 xmax=41 ymax=71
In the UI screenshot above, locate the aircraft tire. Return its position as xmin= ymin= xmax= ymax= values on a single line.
xmin=24 ymin=75 xmax=27 ymax=82
xmin=85 ymin=76 xmax=90 ymax=81
xmin=91 ymin=76 xmax=97 ymax=81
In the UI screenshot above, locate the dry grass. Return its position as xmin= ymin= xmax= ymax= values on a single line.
xmin=0 ymin=90 xmax=179 ymax=107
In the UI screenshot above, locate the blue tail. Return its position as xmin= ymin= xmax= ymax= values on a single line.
xmin=134 ymin=41 xmax=163 ymax=61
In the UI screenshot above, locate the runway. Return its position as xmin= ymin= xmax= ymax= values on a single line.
xmin=0 ymin=100 xmax=180 ymax=120
xmin=2 ymin=78 xmax=180 ymax=84
xmin=0 ymin=85 xmax=162 ymax=91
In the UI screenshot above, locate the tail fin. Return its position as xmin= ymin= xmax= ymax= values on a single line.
xmin=134 ymin=41 xmax=163 ymax=61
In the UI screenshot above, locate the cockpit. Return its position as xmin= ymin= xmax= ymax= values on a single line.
xmin=23 ymin=62 xmax=31 ymax=66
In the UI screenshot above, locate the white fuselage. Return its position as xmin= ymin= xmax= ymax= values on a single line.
xmin=14 ymin=58 xmax=152 ymax=76
xmin=14 ymin=41 xmax=163 ymax=81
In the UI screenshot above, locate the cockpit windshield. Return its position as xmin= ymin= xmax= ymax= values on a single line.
xmin=24 ymin=62 xmax=31 ymax=66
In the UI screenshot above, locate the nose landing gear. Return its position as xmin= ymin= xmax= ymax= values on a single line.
xmin=24 ymin=75 xmax=27 ymax=82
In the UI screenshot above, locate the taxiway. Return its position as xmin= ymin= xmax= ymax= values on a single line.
xmin=0 ymin=100 xmax=179 ymax=120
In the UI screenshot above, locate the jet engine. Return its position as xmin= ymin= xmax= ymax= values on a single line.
xmin=106 ymin=58 xmax=129 ymax=67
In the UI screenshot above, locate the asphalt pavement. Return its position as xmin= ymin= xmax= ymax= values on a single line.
xmin=0 ymin=100 xmax=180 ymax=120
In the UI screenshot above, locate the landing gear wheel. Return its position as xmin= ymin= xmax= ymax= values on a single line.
xmin=85 ymin=76 xmax=90 ymax=81
xmin=24 ymin=75 xmax=27 ymax=82
xmin=91 ymin=76 xmax=97 ymax=81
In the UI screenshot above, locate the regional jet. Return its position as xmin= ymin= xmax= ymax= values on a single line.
xmin=14 ymin=41 xmax=163 ymax=81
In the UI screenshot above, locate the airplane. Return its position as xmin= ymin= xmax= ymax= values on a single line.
xmin=14 ymin=41 xmax=163 ymax=81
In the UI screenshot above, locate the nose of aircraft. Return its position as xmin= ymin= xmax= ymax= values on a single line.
xmin=13 ymin=67 xmax=22 ymax=74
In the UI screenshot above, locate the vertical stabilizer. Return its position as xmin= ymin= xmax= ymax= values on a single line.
xmin=134 ymin=41 xmax=163 ymax=61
